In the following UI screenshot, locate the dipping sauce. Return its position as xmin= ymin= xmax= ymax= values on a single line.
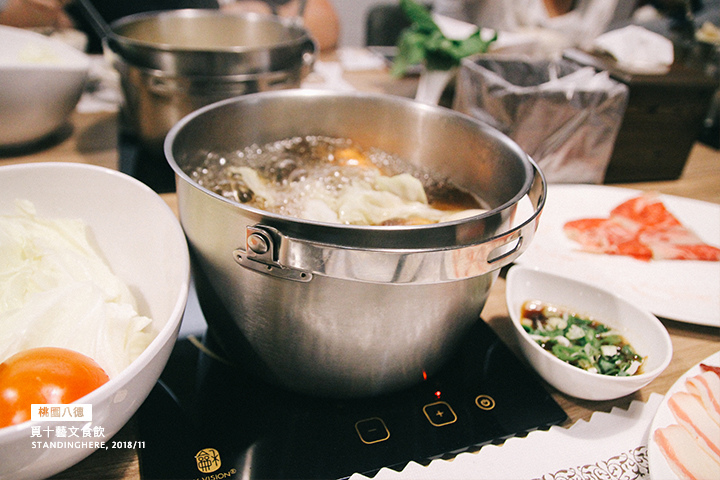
xmin=520 ymin=300 xmax=644 ymax=376
xmin=186 ymin=135 xmax=487 ymax=226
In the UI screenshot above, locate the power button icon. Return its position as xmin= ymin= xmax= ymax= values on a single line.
xmin=475 ymin=395 xmax=496 ymax=411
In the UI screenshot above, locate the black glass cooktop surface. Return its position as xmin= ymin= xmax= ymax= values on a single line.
xmin=136 ymin=319 xmax=567 ymax=480
xmin=118 ymin=131 xmax=176 ymax=194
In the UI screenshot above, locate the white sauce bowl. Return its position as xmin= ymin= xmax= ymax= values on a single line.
xmin=505 ymin=265 xmax=672 ymax=401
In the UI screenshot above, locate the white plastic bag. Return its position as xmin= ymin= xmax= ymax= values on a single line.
xmin=454 ymin=55 xmax=629 ymax=183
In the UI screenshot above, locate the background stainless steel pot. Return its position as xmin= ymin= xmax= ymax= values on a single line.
xmin=106 ymin=10 xmax=315 ymax=173
xmin=165 ymin=90 xmax=546 ymax=397
xmin=107 ymin=9 xmax=315 ymax=76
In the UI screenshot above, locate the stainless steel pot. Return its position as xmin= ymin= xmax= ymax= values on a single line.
xmin=165 ymin=90 xmax=546 ymax=397
xmin=113 ymin=57 xmax=309 ymax=161
xmin=106 ymin=10 xmax=315 ymax=169
xmin=107 ymin=9 xmax=315 ymax=76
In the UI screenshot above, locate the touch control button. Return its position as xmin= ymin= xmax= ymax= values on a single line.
xmin=475 ymin=394 xmax=496 ymax=411
xmin=355 ymin=417 xmax=390 ymax=444
xmin=423 ymin=401 xmax=457 ymax=427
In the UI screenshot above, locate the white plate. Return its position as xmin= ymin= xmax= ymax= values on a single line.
xmin=647 ymin=351 xmax=720 ymax=480
xmin=514 ymin=184 xmax=720 ymax=327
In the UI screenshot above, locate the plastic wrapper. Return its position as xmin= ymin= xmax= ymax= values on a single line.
xmin=454 ymin=55 xmax=629 ymax=184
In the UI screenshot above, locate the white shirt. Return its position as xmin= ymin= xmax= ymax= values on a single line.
xmin=433 ymin=0 xmax=622 ymax=48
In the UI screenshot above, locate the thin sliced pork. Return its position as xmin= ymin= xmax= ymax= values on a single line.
xmin=654 ymin=424 xmax=720 ymax=480
xmin=686 ymin=371 xmax=720 ymax=426
xmin=668 ymin=392 xmax=720 ymax=460
xmin=700 ymin=363 xmax=720 ymax=375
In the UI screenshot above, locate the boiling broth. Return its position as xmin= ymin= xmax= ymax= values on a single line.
xmin=186 ymin=135 xmax=486 ymax=226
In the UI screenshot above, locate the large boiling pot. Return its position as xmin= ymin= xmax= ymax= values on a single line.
xmin=165 ymin=90 xmax=546 ymax=397
xmin=105 ymin=9 xmax=315 ymax=167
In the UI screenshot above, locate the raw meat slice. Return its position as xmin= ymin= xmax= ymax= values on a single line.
xmin=654 ymin=424 xmax=720 ymax=480
xmin=668 ymin=392 xmax=720 ymax=460
xmin=563 ymin=217 xmax=649 ymax=259
xmin=611 ymin=193 xmax=681 ymax=229
xmin=700 ymin=363 xmax=720 ymax=375
xmin=686 ymin=371 xmax=720 ymax=426
xmin=563 ymin=193 xmax=720 ymax=261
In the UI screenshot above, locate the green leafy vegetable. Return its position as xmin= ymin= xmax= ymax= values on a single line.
xmin=521 ymin=300 xmax=645 ymax=377
xmin=392 ymin=0 xmax=498 ymax=77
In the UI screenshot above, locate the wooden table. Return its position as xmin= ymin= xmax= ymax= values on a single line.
xmin=1 ymin=64 xmax=718 ymax=479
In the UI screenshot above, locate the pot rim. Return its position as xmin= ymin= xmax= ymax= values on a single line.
xmin=165 ymin=89 xmax=546 ymax=252
xmin=108 ymin=9 xmax=312 ymax=55
xmin=111 ymin=53 xmax=307 ymax=82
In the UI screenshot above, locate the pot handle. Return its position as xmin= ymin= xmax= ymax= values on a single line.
xmin=235 ymin=162 xmax=546 ymax=284
xmin=486 ymin=159 xmax=546 ymax=268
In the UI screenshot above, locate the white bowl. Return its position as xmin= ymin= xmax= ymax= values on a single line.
xmin=505 ymin=265 xmax=672 ymax=401
xmin=0 ymin=163 xmax=190 ymax=480
xmin=30 ymin=28 xmax=89 ymax=53
xmin=0 ymin=26 xmax=89 ymax=148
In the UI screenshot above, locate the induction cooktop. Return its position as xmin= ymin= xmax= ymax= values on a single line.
xmin=136 ymin=317 xmax=566 ymax=480
xmin=118 ymin=130 xmax=176 ymax=194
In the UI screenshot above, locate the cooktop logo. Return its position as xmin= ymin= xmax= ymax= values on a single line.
xmin=195 ymin=448 xmax=221 ymax=473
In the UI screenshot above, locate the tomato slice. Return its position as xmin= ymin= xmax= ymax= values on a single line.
xmin=0 ymin=347 xmax=109 ymax=428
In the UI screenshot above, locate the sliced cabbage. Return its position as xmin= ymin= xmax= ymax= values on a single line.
xmin=0 ymin=200 xmax=155 ymax=378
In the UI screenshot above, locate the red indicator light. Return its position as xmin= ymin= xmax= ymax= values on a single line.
xmin=434 ymin=390 xmax=442 ymax=399
xmin=422 ymin=371 xmax=428 ymax=381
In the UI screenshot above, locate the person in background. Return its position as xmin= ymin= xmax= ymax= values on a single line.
xmin=66 ymin=0 xmax=339 ymax=53
xmin=220 ymin=0 xmax=339 ymax=51
xmin=632 ymin=0 xmax=717 ymax=36
xmin=0 ymin=0 xmax=73 ymax=28
xmin=433 ymin=0 xmax=623 ymax=49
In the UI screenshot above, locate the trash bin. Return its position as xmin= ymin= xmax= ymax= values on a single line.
xmin=563 ymin=48 xmax=720 ymax=183
xmin=454 ymin=55 xmax=629 ymax=184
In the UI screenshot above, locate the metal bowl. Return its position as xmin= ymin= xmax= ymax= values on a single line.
xmin=106 ymin=10 xmax=315 ymax=176
xmin=165 ymin=90 xmax=545 ymax=397
xmin=107 ymin=9 xmax=315 ymax=76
